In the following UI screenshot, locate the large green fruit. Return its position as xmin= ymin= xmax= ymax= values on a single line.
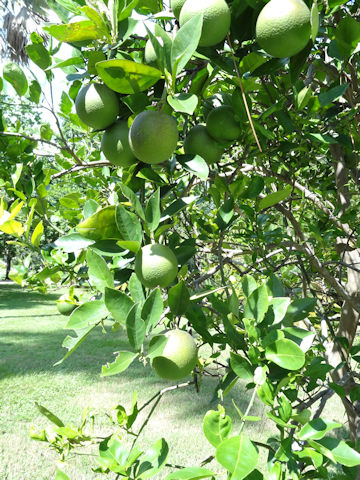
xmin=75 ymin=83 xmax=119 ymax=130
xmin=170 ymin=0 xmax=187 ymax=19
xmin=76 ymin=206 xmax=121 ymax=241
xmin=184 ymin=125 xmax=224 ymax=165
xmin=206 ymin=105 xmax=241 ymax=142
xmin=129 ymin=111 xmax=178 ymax=164
xmin=135 ymin=243 xmax=178 ymax=288
xmin=151 ymin=329 xmax=198 ymax=380
xmin=255 ymin=0 xmax=311 ymax=58
xmin=179 ymin=0 xmax=231 ymax=47
xmin=56 ymin=294 xmax=79 ymax=316
xmin=101 ymin=121 xmax=137 ymax=167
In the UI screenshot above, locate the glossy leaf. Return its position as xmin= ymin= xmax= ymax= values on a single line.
xmin=177 ymin=154 xmax=209 ymax=180
xmin=203 ymin=406 xmax=232 ymax=448
xmin=298 ymin=418 xmax=342 ymax=441
xmin=96 ymin=59 xmax=162 ymax=94
xmin=168 ymin=280 xmax=190 ymax=316
xmin=141 ymin=288 xmax=163 ymax=332
xmin=244 ymin=284 xmax=269 ymax=323
xmin=26 ymin=43 xmax=51 ymax=70
xmin=309 ymin=437 xmax=360 ymax=467
xmin=65 ymin=300 xmax=108 ymax=330
xmin=101 ymin=351 xmax=138 ymax=377
xmin=86 ymin=249 xmax=114 ymax=292
xmin=145 ymin=188 xmax=161 ymax=232
xmin=216 ymin=435 xmax=258 ymax=480
xmin=115 ymin=204 xmax=142 ymax=245
xmin=55 ymin=325 xmax=97 ymax=366
xmin=3 ymin=62 xmax=28 ymax=96
xmin=167 ymin=93 xmax=198 ymax=115
xmin=171 ymin=14 xmax=203 ymax=77
xmin=126 ymin=303 xmax=146 ymax=351
xmin=258 ymin=187 xmax=292 ymax=211
xmin=104 ymin=287 xmax=134 ymax=324
xmin=165 ymin=467 xmax=214 ymax=480
xmin=55 ymin=470 xmax=70 ymax=480
xmin=137 ymin=438 xmax=169 ymax=479
xmin=265 ymin=339 xmax=305 ymax=371
xmin=230 ymin=352 xmax=254 ymax=381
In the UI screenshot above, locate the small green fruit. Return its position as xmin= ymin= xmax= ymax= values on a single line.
xmin=179 ymin=0 xmax=231 ymax=47
xmin=135 ymin=244 xmax=178 ymax=288
xmin=129 ymin=111 xmax=178 ymax=164
xmin=184 ymin=125 xmax=224 ymax=165
xmin=255 ymin=0 xmax=311 ymax=58
xmin=75 ymin=83 xmax=119 ymax=130
xmin=206 ymin=105 xmax=241 ymax=142
xmin=101 ymin=121 xmax=137 ymax=167
xmin=56 ymin=294 xmax=79 ymax=316
xmin=151 ymin=329 xmax=198 ymax=380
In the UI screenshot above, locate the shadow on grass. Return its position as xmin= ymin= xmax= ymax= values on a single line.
xmin=0 ymin=283 xmax=61 ymax=310
xmin=0 ymin=283 xmax=261 ymax=420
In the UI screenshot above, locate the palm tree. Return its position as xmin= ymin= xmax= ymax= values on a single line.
xmin=0 ymin=0 xmax=49 ymax=64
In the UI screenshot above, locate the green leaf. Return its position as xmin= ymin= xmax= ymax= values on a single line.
xmin=3 ymin=62 xmax=28 ymax=96
xmin=258 ymin=187 xmax=292 ymax=211
xmin=145 ymin=188 xmax=161 ymax=232
xmin=242 ymin=275 xmax=257 ymax=298
xmin=60 ymin=91 xmax=73 ymax=115
xmin=35 ymin=403 xmax=64 ymax=427
xmin=265 ymin=339 xmax=305 ymax=371
xmin=298 ymin=418 xmax=342 ymax=441
xmin=43 ymin=21 xmax=104 ymax=43
xmin=309 ymin=438 xmax=360 ymax=467
xmin=126 ymin=304 xmax=146 ymax=351
xmin=165 ymin=467 xmax=215 ymax=480
xmin=65 ymin=300 xmax=108 ymax=330
xmin=31 ymin=221 xmax=44 ymax=247
xmin=171 ymin=14 xmax=203 ymax=78
xmin=96 ymin=59 xmax=162 ymax=94
xmin=230 ymin=352 xmax=254 ymax=381
xmin=243 ymin=177 xmax=264 ymax=199
xmin=120 ymin=183 xmax=145 ymax=220
xmin=26 ymin=43 xmax=51 ymax=70
xmin=104 ymin=287 xmax=134 ymax=324
xmin=216 ymin=198 xmax=234 ymax=231
xmin=118 ymin=0 xmax=140 ymax=21
xmin=48 ymin=57 xmax=84 ymax=70
xmin=115 ymin=204 xmax=142 ymax=246
xmin=335 ymin=15 xmax=360 ymax=59
xmin=101 ymin=351 xmax=138 ymax=376
xmin=129 ymin=272 xmax=145 ymax=304
xmin=141 ymin=288 xmax=163 ymax=332
xmin=310 ymin=0 xmax=319 ymax=42
xmin=54 ymin=325 xmax=96 ymax=366
xmin=161 ymin=196 xmax=197 ymax=221
xmin=55 ymin=470 xmax=70 ymax=480
xmin=283 ymin=297 xmax=317 ymax=324
xmin=177 ymin=154 xmax=209 ymax=180
xmin=168 ymin=280 xmax=190 ymax=316
xmin=267 ymin=274 xmax=285 ymax=297
xmin=203 ymin=405 xmax=232 ymax=448
xmin=216 ymin=435 xmax=258 ymax=480
xmin=267 ymin=297 xmax=291 ymax=325
xmin=99 ymin=435 xmax=129 ymax=473
xmin=29 ymin=80 xmax=41 ymax=103
xmin=318 ymin=84 xmax=349 ymax=107
xmin=137 ymin=438 xmax=169 ymax=479
xmin=167 ymin=93 xmax=198 ymax=115
xmin=55 ymin=233 xmax=95 ymax=252
xmin=296 ymin=86 xmax=312 ymax=110
xmin=86 ymin=249 xmax=114 ymax=292
xmin=244 ymin=284 xmax=269 ymax=324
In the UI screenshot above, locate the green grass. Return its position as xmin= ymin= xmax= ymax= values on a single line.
xmin=0 ymin=283 xmax=271 ymax=480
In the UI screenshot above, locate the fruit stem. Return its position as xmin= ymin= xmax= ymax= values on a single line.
xmin=226 ymin=34 xmax=263 ymax=153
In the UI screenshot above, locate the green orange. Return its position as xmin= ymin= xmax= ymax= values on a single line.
xmin=135 ymin=243 xmax=178 ymax=288
xmin=184 ymin=125 xmax=224 ymax=165
xmin=56 ymin=294 xmax=79 ymax=316
xmin=206 ymin=105 xmax=241 ymax=142
xmin=255 ymin=0 xmax=311 ymax=58
xmin=129 ymin=111 xmax=178 ymax=164
xmin=151 ymin=329 xmax=198 ymax=380
xmin=75 ymin=83 xmax=119 ymax=130
xmin=170 ymin=0 xmax=187 ymax=19
xmin=179 ymin=0 xmax=231 ymax=47
xmin=101 ymin=120 xmax=137 ymax=167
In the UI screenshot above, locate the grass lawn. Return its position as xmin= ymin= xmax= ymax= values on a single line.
xmin=0 ymin=282 xmax=272 ymax=480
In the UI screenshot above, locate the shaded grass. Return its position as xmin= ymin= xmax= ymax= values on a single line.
xmin=0 ymin=283 xmax=270 ymax=480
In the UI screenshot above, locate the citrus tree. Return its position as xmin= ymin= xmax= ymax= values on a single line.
xmin=1 ymin=0 xmax=360 ymax=478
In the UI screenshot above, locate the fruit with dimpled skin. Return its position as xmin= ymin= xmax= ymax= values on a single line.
xmin=75 ymin=83 xmax=119 ymax=130
xmin=101 ymin=120 xmax=137 ymax=167
xmin=184 ymin=125 xmax=224 ymax=165
xmin=151 ymin=329 xmax=198 ymax=380
xmin=135 ymin=244 xmax=178 ymax=288
xmin=206 ymin=105 xmax=241 ymax=143
xmin=179 ymin=0 xmax=231 ymax=47
xmin=129 ymin=111 xmax=178 ymax=165
xmin=255 ymin=0 xmax=311 ymax=58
